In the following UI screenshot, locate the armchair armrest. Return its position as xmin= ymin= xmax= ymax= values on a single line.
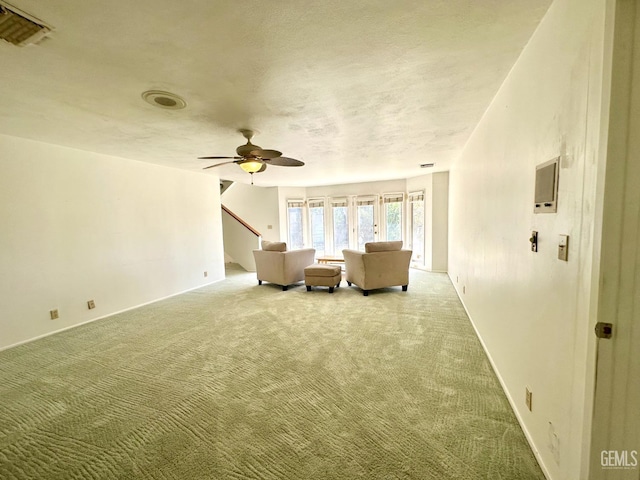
xmin=342 ymin=249 xmax=365 ymax=286
xmin=282 ymin=248 xmax=316 ymax=284
xmin=253 ymin=249 xmax=284 ymax=284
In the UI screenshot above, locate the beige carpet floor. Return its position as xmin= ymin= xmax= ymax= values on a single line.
xmin=0 ymin=264 xmax=545 ymax=479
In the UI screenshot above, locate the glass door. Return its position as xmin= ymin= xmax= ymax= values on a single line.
xmin=286 ymin=199 xmax=305 ymax=250
xmin=331 ymin=198 xmax=349 ymax=256
xmin=383 ymin=193 xmax=404 ymax=241
xmin=308 ymin=198 xmax=325 ymax=257
xmin=355 ymin=196 xmax=378 ymax=251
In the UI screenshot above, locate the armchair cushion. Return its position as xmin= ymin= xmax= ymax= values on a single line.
xmin=364 ymin=241 xmax=403 ymax=253
xmin=261 ymin=240 xmax=287 ymax=252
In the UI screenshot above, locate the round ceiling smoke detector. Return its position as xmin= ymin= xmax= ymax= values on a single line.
xmin=141 ymin=90 xmax=187 ymax=110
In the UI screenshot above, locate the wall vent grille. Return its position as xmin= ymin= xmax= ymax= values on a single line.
xmin=0 ymin=3 xmax=51 ymax=46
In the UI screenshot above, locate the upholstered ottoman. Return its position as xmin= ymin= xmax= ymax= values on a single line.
xmin=304 ymin=264 xmax=341 ymax=293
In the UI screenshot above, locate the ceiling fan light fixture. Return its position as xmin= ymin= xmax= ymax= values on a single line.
xmin=239 ymin=159 xmax=263 ymax=173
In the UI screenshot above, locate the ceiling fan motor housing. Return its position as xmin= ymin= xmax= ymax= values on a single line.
xmin=236 ymin=142 xmax=260 ymax=157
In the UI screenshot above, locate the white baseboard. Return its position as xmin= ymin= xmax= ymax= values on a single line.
xmin=446 ymin=273 xmax=553 ymax=480
xmin=0 ymin=277 xmax=224 ymax=353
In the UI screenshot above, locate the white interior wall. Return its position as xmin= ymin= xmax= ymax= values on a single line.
xmin=406 ymin=172 xmax=449 ymax=272
xmin=221 ymin=183 xmax=280 ymax=242
xmin=447 ymin=0 xmax=608 ymax=478
xmin=0 ymin=134 xmax=225 ymax=350
xmin=432 ymin=172 xmax=449 ymax=272
xmin=305 ymin=179 xmax=407 ymax=198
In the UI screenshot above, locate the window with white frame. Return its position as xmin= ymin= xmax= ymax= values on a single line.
xmin=355 ymin=196 xmax=377 ymax=250
xmin=286 ymin=191 xmax=418 ymax=257
xmin=330 ymin=197 xmax=349 ymax=255
xmin=383 ymin=193 xmax=404 ymax=242
xmin=308 ymin=198 xmax=325 ymax=257
xmin=287 ymin=199 xmax=305 ymax=250
xmin=408 ymin=191 xmax=425 ymax=264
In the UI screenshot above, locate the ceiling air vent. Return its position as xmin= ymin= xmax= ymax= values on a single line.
xmin=0 ymin=3 xmax=51 ymax=46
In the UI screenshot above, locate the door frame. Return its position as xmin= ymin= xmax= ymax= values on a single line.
xmin=587 ymin=0 xmax=640 ymax=478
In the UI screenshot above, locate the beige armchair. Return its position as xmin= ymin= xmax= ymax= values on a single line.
xmin=342 ymin=241 xmax=412 ymax=296
xmin=253 ymin=240 xmax=316 ymax=291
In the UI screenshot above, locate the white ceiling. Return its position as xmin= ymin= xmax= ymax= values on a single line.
xmin=0 ymin=0 xmax=552 ymax=186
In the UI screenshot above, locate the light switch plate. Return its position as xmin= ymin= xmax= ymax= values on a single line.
xmin=530 ymin=231 xmax=538 ymax=252
xmin=558 ymin=235 xmax=569 ymax=261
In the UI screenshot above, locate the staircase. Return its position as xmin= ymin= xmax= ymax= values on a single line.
xmin=220 ymin=180 xmax=261 ymax=272
xmin=220 ymin=180 xmax=234 ymax=195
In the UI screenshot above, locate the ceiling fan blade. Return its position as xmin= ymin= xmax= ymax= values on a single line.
xmin=198 ymin=156 xmax=243 ymax=160
xmin=263 ymin=156 xmax=305 ymax=167
xmin=249 ymin=148 xmax=282 ymax=159
xmin=258 ymin=163 xmax=268 ymax=173
xmin=202 ymin=160 xmax=239 ymax=170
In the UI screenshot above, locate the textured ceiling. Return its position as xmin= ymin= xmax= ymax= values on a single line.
xmin=0 ymin=0 xmax=552 ymax=186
